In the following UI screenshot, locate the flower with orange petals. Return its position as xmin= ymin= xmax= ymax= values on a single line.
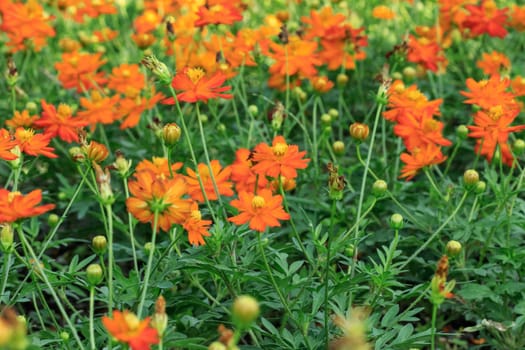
xmin=462 ymin=0 xmax=508 ymax=38
xmin=228 ymin=189 xmax=290 ymax=232
xmin=35 ymin=101 xmax=87 ymax=143
xmin=134 ymin=9 xmax=162 ymax=33
xmin=0 ymin=129 xmax=18 ymax=161
xmin=393 ymin=112 xmax=452 ymax=151
xmin=54 ymin=52 xmax=107 ymax=92
xmin=476 ymin=51 xmax=510 ymax=75
xmin=194 ymin=0 xmax=243 ymax=27
xmin=5 ymin=110 xmax=38 ymax=130
xmin=108 ymin=64 xmax=145 ymax=94
xmin=183 ymin=202 xmax=212 ymax=246
xmin=511 ymin=76 xmax=525 ymax=97
xmin=231 ymin=148 xmax=269 ymax=194
xmin=372 ymin=5 xmax=396 ymax=20
xmin=77 ymin=90 xmax=121 ymax=127
xmin=74 ymin=0 xmax=117 ymax=22
xmin=102 ymin=310 xmax=159 ymax=350
xmin=126 ymin=171 xmax=192 ymax=232
xmin=135 ymin=157 xmax=183 ymax=179
xmin=119 ymin=88 xmax=165 ymax=129
xmin=14 ymin=128 xmax=57 ymax=158
xmin=251 ymin=136 xmax=310 ymax=179
xmin=399 ymin=143 xmax=447 ymax=180
xmin=185 ymin=160 xmax=234 ymax=202
xmin=0 ymin=0 xmax=56 ymax=52
xmin=460 ymin=75 xmax=515 ymax=110
xmin=310 ymin=76 xmax=334 ymax=94
xmin=509 ymin=5 xmax=525 ymax=31
xmin=407 ymin=35 xmax=447 ymax=73
xmin=163 ymin=67 xmax=233 ymax=104
xmin=0 ymin=188 xmax=55 ymax=223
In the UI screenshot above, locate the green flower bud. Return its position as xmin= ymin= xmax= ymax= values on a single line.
xmin=513 ymin=139 xmax=525 ymax=156
xmin=162 ymin=123 xmax=181 ymax=146
xmin=328 ymin=108 xmax=339 ymax=118
xmin=332 ymin=141 xmax=345 ymax=155
xmin=248 ymin=105 xmax=259 ymax=116
xmin=456 ymin=125 xmax=469 ymax=140
xmin=92 ymin=235 xmax=107 ymax=255
xmin=47 ymin=214 xmax=59 ymax=227
xmin=1 ymin=224 xmax=14 ymax=253
xmin=463 ymin=169 xmax=479 ymax=188
xmin=86 ymin=264 xmax=104 ymax=286
xmin=474 ymin=180 xmax=486 ymax=194
xmin=372 ymin=179 xmax=388 ymax=197
xmin=141 ymin=55 xmax=172 ymax=85
xmin=446 ymin=240 xmax=462 ymax=257
xmin=390 ymin=213 xmax=403 ymax=230
xmin=232 ymin=295 xmax=260 ymax=328
xmin=321 ymin=113 xmax=332 ymax=124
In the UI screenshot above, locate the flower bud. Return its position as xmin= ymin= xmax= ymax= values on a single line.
xmin=144 ymin=242 xmax=154 ymax=254
xmin=86 ymin=264 xmax=104 ymax=286
xmin=93 ymin=163 xmax=114 ymax=205
xmin=327 ymin=163 xmax=346 ymax=201
xmin=162 ymin=123 xmax=181 ymax=146
xmin=92 ymin=235 xmax=107 ymax=255
xmin=113 ymin=151 xmax=132 ymax=178
xmin=349 ymin=122 xmax=369 ymax=142
xmin=60 ymin=331 xmax=70 ymax=341
xmin=513 ymin=139 xmax=525 ymax=156
xmin=141 ymin=55 xmax=172 ymax=85
xmin=336 ymin=73 xmax=348 ymax=86
xmin=372 ymin=179 xmax=388 ymax=197
xmin=69 ymin=146 xmax=85 ymax=162
xmin=402 ymin=66 xmax=417 ymax=81
xmin=446 ymin=240 xmax=462 ymax=257
xmin=199 ymin=114 xmax=208 ymax=123
xmin=248 ymin=105 xmax=259 ymax=116
xmin=390 ymin=213 xmax=403 ymax=230
xmin=328 ymin=108 xmax=339 ymax=118
xmin=332 ymin=141 xmax=345 ymax=155
xmin=151 ymin=295 xmax=168 ymax=337
xmin=456 ymin=125 xmax=469 ymax=140
xmin=463 ymin=169 xmax=479 ymax=188
xmin=83 ymin=141 xmax=109 ymax=163
xmin=47 ymin=214 xmax=60 ymax=227
xmin=232 ymin=295 xmax=260 ymax=328
xmin=209 ymin=342 xmax=227 ymax=350
xmin=1 ymin=224 xmax=14 ymax=253
xmin=6 ymin=57 xmax=18 ymax=87
xmin=321 ymin=113 xmax=332 ymax=124
xmin=345 ymin=244 xmax=355 ymax=257
xmin=25 ymin=101 xmax=38 ymax=114
xmin=474 ymin=180 xmax=486 ymax=194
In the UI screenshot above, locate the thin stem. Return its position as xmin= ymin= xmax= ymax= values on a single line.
xmin=430 ymin=303 xmax=438 ymax=350
xmin=106 ymin=204 xmax=114 ymax=317
xmin=324 ymin=200 xmax=337 ymax=348
xmin=11 ymin=154 xmax=23 ymax=191
xmin=0 ymin=252 xmax=12 ymax=302
xmin=400 ymin=191 xmax=469 ymax=270
xmin=137 ymin=210 xmax=159 ymax=318
xmin=424 ymin=168 xmax=446 ymax=201
xmin=89 ymin=287 xmax=96 ymax=350
xmin=123 ymin=178 xmax=139 ymax=278
xmin=16 ymin=226 xmax=85 ymax=350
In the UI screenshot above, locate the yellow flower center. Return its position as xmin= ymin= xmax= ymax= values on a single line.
xmin=121 ymin=69 xmax=131 ymax=78
xmin=393 ymin=83 xmax=405 ymax=94
xmin=57 ymin=104 xmax=72 ymax=119
xmin=145 ymin=10 xmax=157 ymax=23
xmin=423 ymin=119 xmax=439 ymax=132
xmin=125 ymin=87 xmax=140 ymax=99
xmin=272 ymin=143 xmax=288 ymax=156
xmin=186 ymin=67 xmax=205 ymax=84
xmin=123 ymin=312 xmax=140 ymax=331
xmin=191 ymin=210 xmax=202 ymax=221
xmin=484 ymin=0 xmax=496 ymax=16
xmin=251 ymin=195 xmax=265 ymax=209
xmin=487 ymin=105 xmax=504 ymax=121
xmin=478 ymin=79 xmax=489 ymax=88
xmin=16 ymin=129 xmax=35 ymax=142
xmin=91 ymin=90 xmax=103 ymax=103
xmin=406 ymin=90 xmax=423 ymax=102
xmin=7 ymin=191 xmax=21 ymax=203
xmin=209 ymin=4 xmax=224 ymax=14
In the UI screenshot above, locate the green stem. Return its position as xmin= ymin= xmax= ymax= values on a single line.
xmin=400 ymin=191 xmax=469 ymax=270
xmin=424 ymin=168 xmax=446 ymax=201
xmin=123 ymin=178 xmax=139 ymax=278
xmin=324 ymin=200 xmax=337 ymax=348
xmin=11 ymin=154 xmax=23 ymax=191
xmin=0 ymin=252 xmax=12 ymax=302
xmin=443 ymin=139 xmax=462 ymax=176
xmin=89 ymin=287 xmax=96 ymax=350
xmin=16 ymin=226 xmax=85 ymax=350
xmin=430 ymin=303 xmax=438 ymax=350
xmin=106 ymin=204 xmax=114 ymax=318
xmin=137 ymin=210 xmax=159 ymax=318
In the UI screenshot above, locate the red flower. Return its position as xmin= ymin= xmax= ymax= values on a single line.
xmin=194 ymin=0 xmax=243 ymax=27
xmin=163 ymin=67 xmax=233 ymax=104
xmin=0 ymin=188 xmax=55 ymax=223
xmin=228 ymin=189 xmax=290 ymax=232
xmin=462 ymin=0 xmax=508 ymax=38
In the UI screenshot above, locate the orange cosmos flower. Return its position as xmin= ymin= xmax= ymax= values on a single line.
xmin=183 ymin=202 xmax=212 ymax=246
xmin=5 ymin=110 xmax=38 ymax=130
xmin=310 ymin=76 xmax=334 ymax=94
xmin=14 ymin=128 xmax=57 ymax=158
xmin=93 ymin=28 xmax=118 ymax=43
xmin=0 ymin=188 xmax=55 ymax=223
xmin=476 ymin=51 xmax=510 ymax=75
xmin=74 ymin=0 xmax=117 ymax=22
xmin=393 ymin=112 xmax=452 ymax=151
xmin=0 ymin=129 xmax=18 ymax=161
xmin=509 ymin=5 xmax=525 ymax=31
xmin=468 ymin=105 xmax=525 ymax=165
xmin=372 ymin=5 xmax=396 ymax=20
xmin=194 ymin=0 xmax=243 ymax=27
xmin=230 ymin=148 xmax=269 ymax=194
xmin=163 ymin=67 xmax=233 ymax=104
xmin=399 ymin=143 xmax=447 ymax=180
xmin=228 ymin=189 xmax=290 ymax=232
xmin=407 ymin=35 xmax=447 ymax=73
xmin=511 ymin=76 xmax=525 ymax=97
xmin=77 ymin=90 xmax=121 ymax=127
xmin=185 ymin=160 xmax=234 ymax=202
xmin=462 ymin=0 xmax=508 ymax=38
xmin=134 ymin=9 xmax=162 ymax=33
xmin=119 ymin=88 xmax=165 ymax=129
xmin=301 ymin=6 xmax=346 ymax=40
xmin=461 ymin=75 xmax=515 ymax=110
xmin=55 ymin=52 xmax=107 ymax=92
xmin=251 ymin=136 xmax=310 ymax=179
xmin=102 ymin=310 xmax=159 ymax=350
xmin=135 ymin=157 xmax=183 ymax=179
xmin=126 ymin=171 xmax=192 ymax=232
xmin=0 ymin=0 xmax=56 ymax=52
xmin=108 ymin=64 xmax=145 ymax=94
xmin=35 ymin=101 xmax=87 ymax=143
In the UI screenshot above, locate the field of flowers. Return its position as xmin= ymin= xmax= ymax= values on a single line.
xmin=2 ymin=0 xmax=525 ymax=349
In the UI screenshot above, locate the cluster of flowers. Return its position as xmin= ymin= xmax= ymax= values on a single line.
xmin=461 ymin=75 xmax=525 ymax=166
xmin=406 ymin=1 xmax=525 ymax=73
xmin=384 ymin=81 xmax=451 ymax=180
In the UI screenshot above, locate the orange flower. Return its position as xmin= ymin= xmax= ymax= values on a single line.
xmin=74 ymin=0 xmax=117 ymax=22
xmin=511 ymin=76 xmax=525 ymax=97
xmin=468 ymin=105 xmax=525 ymax=165
xmin=119 ymin=88 xmax=165 ymax=129
xmin=407 ymin=35 xmax=447 ymax=72
xmin=461 ymin=75 xmax=515 ymax=110
xmin=77 ymin=90 xmax=120 ymax=128
xmin=251 ymin=136 xmax=310 ymax=179
xmin=93 ymin=28 xmax=118 ymax=43
xmin=372 ymin=5 xmax=396 ymax=20
xmin=194 ymin=0 xmax=243 ymax=27
xmin=35 ymin=101 xmax=87 ymax=143
xmin=135 ymin=157 xmax=183 ymax=179
xmin=476 ymin=51 xmax=510 ymax=75
xmin=399 ymin=143 xmax=447 ymax=180
xmin=14 ymin=128 xmax=57 ymax=158
xmin=301 ymin=7 xmax=346 ymax=40
xmin=126 ymin=171 xmax=192 ymax=232
xmin=462 ymin=0 xmax=508 ymax=38
xmin=134 ymin=9 xmax=162 ymax=33
xmin=183 ymin=202 xmax=212 ymax=246
xmin=108 ymin=64 xmax=145 ymax=94
xmin=185 ymin=160 xmax=234 ymax=202
xmin=509 ymin=5 xmax=525 ymax=31
xmin=5 ymin=110 xmax=38 ymax=130
xmin=102 ymin=310 xmax=159 ymax=350
xmin=0 ymin=188 xmax=55 ymax=223
xmin=54 ymin=52 xmax=107 ymax=92
xmin=163 ymin=67 xmax=233 ymax=104
xmin=0 ymin=0 xmax=55 ymax=52
xmin=0 ymin=128 xmax=18 ymax=161
xmin=230 ymin=148 xmax=269 ymax=194
xmin=393 ymin=112 xmax=452 ymax=151
xmin=310 ymin=76 xmax=334 ymax=94
xmin=228 ymin=189 xmax=290 ymax=232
